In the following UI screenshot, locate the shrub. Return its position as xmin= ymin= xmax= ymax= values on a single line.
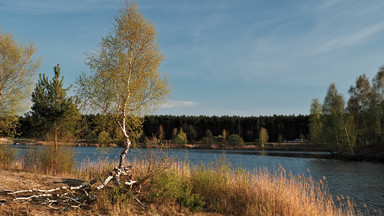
xmin=150 ymin=169 xmax=184 ymax=203
xmin=150 ymin=168 xmax=205 ymax=212
xmin=178 ymin=186 xmax=205 ymax=212
xmin=228 ymin=134 xmax=244 ymax=146
xmin=0 ymin=144 xmax=17 ymax=167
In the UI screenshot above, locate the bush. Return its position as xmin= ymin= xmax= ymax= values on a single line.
xmin=0 ymin=144 xmax=17 ymax=167
xmin=150 ymin=169 xmax=184 ymax=203
xmin=150 ymin=169 xmax=205 ymax=212
xmin=228 ymin=134 xmax=244 ymax=146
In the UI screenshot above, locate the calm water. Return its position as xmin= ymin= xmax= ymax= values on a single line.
xmin=14 ymin=145 xmax=384 ymax=212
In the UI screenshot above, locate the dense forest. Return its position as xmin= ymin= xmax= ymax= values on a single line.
xmin=18 ymin=114 xmax=309 ymax=145
xmin=142 ymin=115 xmax=309 ymax=143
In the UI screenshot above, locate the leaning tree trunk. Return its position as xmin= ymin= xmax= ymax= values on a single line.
xmin=96 ymin=115 xmax=135 ymax=189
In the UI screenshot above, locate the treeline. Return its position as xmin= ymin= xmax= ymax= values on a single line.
xmin=309 ymin=65 xmax=384 ymax=157
xmin=142 ymin=115 xmax=309 ymax=143
xmin=19 ymin=114 xmax=309 ymax=145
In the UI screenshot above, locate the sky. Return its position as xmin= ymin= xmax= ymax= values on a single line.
xmin=1 ymin=0 xmax=384 ymax=116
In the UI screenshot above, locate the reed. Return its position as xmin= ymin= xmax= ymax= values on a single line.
xmin=0 ymin=144 xmax=17 ymax=168
xmin=5 ymin=147 xmax=374 ymax=215
xmin=21 ymin=145 xmax=77 ymax=175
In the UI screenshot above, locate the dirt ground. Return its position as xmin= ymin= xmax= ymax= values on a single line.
xmin=0 ymin=170 xmax=84 ymax=192
xmin=0 ymin=170 xmax=88 ymax=215
xmin=0 ymin=170 xmax=223 ymax=216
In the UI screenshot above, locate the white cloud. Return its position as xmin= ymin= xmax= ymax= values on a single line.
xmin=160 ymin=100 xmax=198 ymax=109
xmin=313 ymin=23 xmax=384 ymax=54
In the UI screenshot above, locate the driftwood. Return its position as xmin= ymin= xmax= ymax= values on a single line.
xmin=5 ymin=146 xmax=173 ymax=211
xmin=7 ymin=180 xmax=97 ymax=209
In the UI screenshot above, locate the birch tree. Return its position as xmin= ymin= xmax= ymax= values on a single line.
xmin=0 ymin=31 xmax=41 ymax=135
xmin=309 ymin=98 xmax=323 ymax=144
xmin=76 ymin=1 xmax=170 ymax=187
xmin=371 ymin=65 xmax=384 ymax=144
xmin=323 ymin=83 xmax=356 ymax=156
xmin=347 ymin=74 xmax=372 ymax=146
xmin=259 ymin=127 xmax=269 ymax=148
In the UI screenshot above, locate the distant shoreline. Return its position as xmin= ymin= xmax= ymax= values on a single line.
xmin=2 ymin=137 xmax=384 ymax=162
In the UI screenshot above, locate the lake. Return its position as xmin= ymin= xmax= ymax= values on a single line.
xmin=13 ymin=145 xmax=384 ymax=212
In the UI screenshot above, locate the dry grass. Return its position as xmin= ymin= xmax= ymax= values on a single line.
xmin=1 ymin=147 xmax=378 ymax=216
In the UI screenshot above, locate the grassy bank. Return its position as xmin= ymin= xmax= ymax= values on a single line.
xmin=0 ymin=144 xmax=374 ymax=216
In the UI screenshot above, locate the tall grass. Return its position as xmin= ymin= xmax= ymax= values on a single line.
xmin=145 ymin=159 xmax=363 ymax=215
xmin=0 ymin=144 xmax=17 ymax=167
xmin=21 ymin=145 xmax=77 ymax=175
xmin=4 ymin=146 xmax=374 ymax=215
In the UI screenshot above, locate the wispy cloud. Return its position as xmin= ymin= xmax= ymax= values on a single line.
xmin=160 ymin=100 xmax=198 ymax=109
xmin=313 ymin=23 xmax=384 ymax=54
xmin=0 ymin=0 xmax=119 ymax=14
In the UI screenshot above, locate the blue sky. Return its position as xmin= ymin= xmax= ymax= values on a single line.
xmin=1 ymin=0 xmax=384 ymax=116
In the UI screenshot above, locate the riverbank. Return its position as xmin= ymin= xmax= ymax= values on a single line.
xmin=2 ymin=137 xmax=384 ymax=162
xmin=2 ymin=137 xmax=326 ymax=151
xmin=0 ymin=157 xmax=364 ymax=216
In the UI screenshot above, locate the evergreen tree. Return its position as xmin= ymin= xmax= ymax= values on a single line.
xmin=30 ymin=64 xmax=81 ymax=149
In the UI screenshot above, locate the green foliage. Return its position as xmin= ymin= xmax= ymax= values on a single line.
xmin=228 ymin=134 xmax=244 ymax=146
xmin=184 ymin=125 xmax=197 ymax=142
xmin=213 ymin=135 xmax=226 ymax=143
xmin=111 ymin=185 xmax=134 ymax=205
xmin=277 ymin=134 xmax=283 ymax=144
xmin=0 ymin=144 xmax=17 ymax=167
xmin=142 ymin=115 xmax=310 ymax=144
xmin=322 ymin=83 xmax=357 ymax=155
xmin=150 ymin=169 xmax=184 ymax=203
xmin=76 ymin=1 xmax=170 ymax=153
xmin=173 ymin=128 xmax=188 ymax=145
xmin=177 ymin=186 xmax=205 ymax=212
xmin=98 ymin=131 xmax=112 ymax=146
xmin=30 ymin=64 xmax=81 ymax=145
xmin=0 ymin=115 xmax=19 ymax=137
xmin=202 ymin=129 xmax=213 ymax=144
xmin=309 ymin=99 xmax=323 ymax=144
xmin=150 ymin=169 xmax=205 ymax=211
xmin=0 ymin=30 xmax=41 ymax=117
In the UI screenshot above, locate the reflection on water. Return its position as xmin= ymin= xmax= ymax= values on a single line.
xmin=13 ymin=145 xmax=384 ymax=211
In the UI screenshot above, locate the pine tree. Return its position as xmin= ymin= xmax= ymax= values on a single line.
xmin=30 ymin=64 xmax=80 ymax=150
